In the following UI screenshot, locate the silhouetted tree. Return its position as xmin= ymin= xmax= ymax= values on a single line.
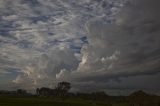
xmin=55 ymin=82 xmax=71 ymax=96
xmin=38 ymin=87 xmax=52 ymax=96
xmin=36 ymin=82 xmax=71 ymax=97
xmin=36 ymin=88 xmax=40 ymax=95
xmin=17 ymin=89 xmax=27 ymax=95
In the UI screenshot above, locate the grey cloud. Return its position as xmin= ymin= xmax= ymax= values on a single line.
xmin=69 ymin=72 xmax=160 ymax=95
xmin=0 ymin=0 xmax=124 ymax=90
xmin=12 ymin=46 xmax=79 ymax=89
xmin=80 ymin=0 xmax=160 ymax=76
xmin=56 ymin=0 xmax=160 ymax=94
xmin=1 ymin=0 xmax=159 ymax=95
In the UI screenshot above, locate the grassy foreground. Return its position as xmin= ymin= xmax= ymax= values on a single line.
xmin=0 ymin=96 xmax=128 ymax=106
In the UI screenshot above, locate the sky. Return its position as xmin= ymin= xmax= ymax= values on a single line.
xmin=0 ymin=0 xmax=160 ymax=96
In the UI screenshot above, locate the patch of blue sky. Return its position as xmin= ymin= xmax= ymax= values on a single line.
xmin=0 ymin=68 xmax=20 ymax=84
xmin=80 ymin=36 xmax=88 ymax=44
xmin=20 ymin=0 xmax=40 ymax=7
xmin=16 ymin=40 xmax=33 ymax=49
xmin=70 ymin=45 xmax=81 ymax=54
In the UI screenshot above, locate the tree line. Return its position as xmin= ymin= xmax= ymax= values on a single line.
xmin=36 ymin=81 xmax=108 ymax=100
xmin=36 ymin=81 xmax=71 ymax=96
xmin=0 ymin=81 xmax=160 ymax=105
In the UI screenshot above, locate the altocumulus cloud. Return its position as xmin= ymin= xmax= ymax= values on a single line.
xmin=0 ymin=0 xmax=124 ymax=90
xmin=0 ymin=0 xmax=160 ymax=95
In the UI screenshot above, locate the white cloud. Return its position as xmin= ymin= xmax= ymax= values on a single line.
xmin=73 ymin=0 xmax=160 ymax=76
xmin=0 ymin=0 xmax=124 ymax=89
xmin=56 ymin=0 xmax=160 ymax=94
xmin=2 ymin=0 xmax=159 ymax=95
xmin=11 ymin=46 xmax=78 ymax=89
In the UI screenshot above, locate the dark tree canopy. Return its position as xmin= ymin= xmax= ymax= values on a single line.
xmin=56 ymin=81 xmax=71 ymax=93
xmin=17 ymin=89 xmax=27 ymax=95
xmin=36 ymin=82 xmax=71 ymax=96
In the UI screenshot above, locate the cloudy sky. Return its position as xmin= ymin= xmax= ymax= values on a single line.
xmin=0 ymin=0 xmax=160 ymax=95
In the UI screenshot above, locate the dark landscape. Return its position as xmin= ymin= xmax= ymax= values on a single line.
xmin=0 ymin=82 xmax=160 ymax=106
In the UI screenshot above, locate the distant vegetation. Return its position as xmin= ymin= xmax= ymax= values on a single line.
xmin=0 ymin=82 xmax=160 ymax=106
xmin=36 ymin=82 xmax=71 ymax=97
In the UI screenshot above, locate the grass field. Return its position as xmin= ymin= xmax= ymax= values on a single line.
xmin=0 ymin=96 xmax=129 ymax=106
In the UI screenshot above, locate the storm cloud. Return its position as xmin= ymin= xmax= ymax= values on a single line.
xmin=57 ymin=0 xmax=160 ymax=95
xmin=0 ymin=0 xmax=160 ymax=95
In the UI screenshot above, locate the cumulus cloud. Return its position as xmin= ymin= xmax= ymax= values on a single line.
xmin=11 ymin=46 xmax=79 ymax=89
xmin=0 ymin=0 xmax=124 ymax=89
xmin=56 ymin=0 xmax=160 ymax=94
xmin=1 ymin=0 xmax=159 ymax=95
